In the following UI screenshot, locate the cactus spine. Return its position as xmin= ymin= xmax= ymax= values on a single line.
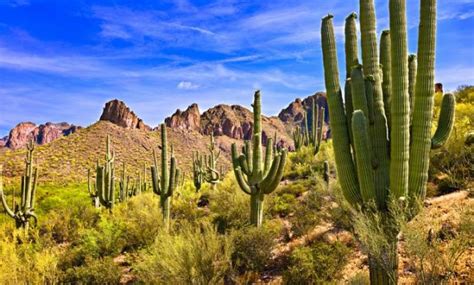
xmin=151 ymin=124 xmax=180 ymax=230
xmin=321 ymin=0 xmax=455 ymax=283
xmin=231 ymin=91 xmax=287 ymax=227
xmin=0 ymin=141 xmax=38 ymax=231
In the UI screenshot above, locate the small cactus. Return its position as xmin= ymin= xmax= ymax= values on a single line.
xmin=193 ymin=134 xmax=222 ymax=191
xmin=89 ymin=135 xmax=116 ymax=211
xmin=292 ymin=98 xmax=325 ymax=154
xmin=0 ymin=141 xmax=39 ymax=231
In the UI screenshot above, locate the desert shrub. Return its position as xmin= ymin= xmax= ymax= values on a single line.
xmin=134 ymin=222 xmax=232 ymax=284
xmin=209 ymin=175 xmax=249 ymax=232
xmin=61 ymin=256 xmax=122 ymax=284
xmin=289 ymin=190 xmax=324 ymax=237
xmin=328 ymin=181 xmax=354 ymax=231
xmin=172 ymin=180 xmax=210 ymax=226
xmin=403 ymin=206 xmax=473 ymax=283
xmin=113 ymin=193 xmax=164 ymax=250
xmin=429 ymin=85 xmax=473 ymax=193
xmin=284 ymin=142 xmax=334 ymax=180
xmin=231 ymin=223 xmax=280 ymax=273
xmin=0 ymin=226 xmax=60 ymax=284
xmin=268 ymin=193 xmax=297 ymax=217
xmin=348 ymin=272 xmax=370 ymax=285
xmin=283 ymin=240 xmax=350 ymax=284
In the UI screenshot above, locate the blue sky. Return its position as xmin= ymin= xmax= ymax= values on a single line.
xmin=0 ymin=0 xmax=473 ymax=136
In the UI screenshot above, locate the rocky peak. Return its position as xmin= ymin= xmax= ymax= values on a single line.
xmin=5 ymin=122 xmax=80 ymax=150
xmin=164 ymin=103 xmax=201 ymax=131
xmin=100 ymin=99 xmax=149 ymax=130
xmin=278 ymin=92 xmax=327 ymax=124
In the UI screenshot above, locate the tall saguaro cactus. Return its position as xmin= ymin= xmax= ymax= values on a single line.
xmin=321 ymin=0 xmax=455 ymax=283
xmin=231 ymin=91 xmax=287 ymax=227
xmin=89 ymin=135 xmax=116 ymax=211
xmin=0 ymin=141 xmax=38 ymax=231
xmin=151 ymin=124 xmax=180 ymax=230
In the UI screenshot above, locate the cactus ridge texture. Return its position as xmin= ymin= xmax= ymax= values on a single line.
xmin=118 ymin=163 xmax=148 ymax=202
xmin=231 ymin=90 xmax=287 ymax=227
xmin=321 ymin=0 xmax=455 ymax=283
xmin=292 ymin=97 xmax=325 ymax=154
xmin=192 ymin=134 xmax=222 ymax=191
xmin=88 ymin=135 xmax=116 ymax=211
xmin=0 ymin=141 xmax=39 ymax=230
xmin=151 ymin=124 xmax=180 ymax=230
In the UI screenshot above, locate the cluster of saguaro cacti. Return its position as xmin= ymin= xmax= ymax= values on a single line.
xmin=292 ymin=98 xmax=325 ymax=154
xmin=0 ymin=141 xmax=39 ymax=231
xmin=151 ymin=124 xmax=180 ymax=230
xmin=321 ymin=0 xmax=455 ymax=283
xmin=88 ymin=135 xmax=116 ymax=211
xmin=192 ymin=134 xmax=222 ymax=191
xmin=118 ymin=163 xmax=148 ymax=202
xmin=231 ymin=91 xmax=287 ymax=227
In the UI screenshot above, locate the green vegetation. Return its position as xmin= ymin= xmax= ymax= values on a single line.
xmin=230 ymin=90 xmax=288 ymax=227
xmin=321 ymin=0 xmax=455 ymax=283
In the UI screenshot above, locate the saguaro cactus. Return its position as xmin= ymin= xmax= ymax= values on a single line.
xmin=192 ymin=152 xmax=204 ymax=192
xmin=292 ymin=99 xmax=325 ymax=154
xmin=118 ymin=162 xmax=129 ymax=202
xmin=231 ymin=91 xmax=287 ymax=227
xmin=88 ymin=168 xmax=101 ymax=208
xmin=151 ymin=124 xmax=180 ymax=230
xmin=0 ymin=141 xmax=38 ymax=231
xmin=193 ymin=135 xmax=222 ymax=191
xmin=89 ymin=135 xmax=116 ymax=211
xmin=321 ymin=0 xmax=455 ymax=283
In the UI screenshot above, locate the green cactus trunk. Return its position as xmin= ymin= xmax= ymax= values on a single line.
xmin=250 ymin=192 xmax=264 ymax=227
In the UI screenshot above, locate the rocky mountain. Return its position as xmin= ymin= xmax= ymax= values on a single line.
xmin=3 ymin=122 xmax=80 ymax=150
xmin=165 ymin=103 xmax=291 ymax=147
xmin=164 ymin=103 xmax=201 ymax=132
xmin=278 ymin=92 xmax=328 ymax=124
xmin=99 ymin=99 xmax=150 ymax=130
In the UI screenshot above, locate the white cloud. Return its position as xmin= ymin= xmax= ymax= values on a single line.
xmin=177 ymin=81 xmax=200 ymax=90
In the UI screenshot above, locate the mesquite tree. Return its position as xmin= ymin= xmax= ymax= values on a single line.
xmin=231 ymin=91 xmax=287 ymax=227
xmin=321 ymin=0 xmax=455 ymax=283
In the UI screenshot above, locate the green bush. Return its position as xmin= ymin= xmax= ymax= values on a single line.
xmin=62 ymin=256 xmax=122 ymax=284
xmin=289 ymin=190 xmax=323 ymax=237
xmin=283 ymin=240 xmax=350 ymax=284
xmin=134 ymin=222 xmax=232 ymax=284
xmin=231 ymin=223 xmax=280 ymax=273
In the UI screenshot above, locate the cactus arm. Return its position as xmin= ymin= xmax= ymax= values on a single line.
xmin=151 ymin=166 xmax=161 ymax=195
xmin=321 ymin=14 xmax=362 ymax=207
xmin=234 ymin=167 xmax=251 ymax=195
xmin=431 ymin=93 xmax=455 ymax=149
xmin=380 ymin=30 xmax=392 ymax=129
xmin=263 ymin=138 xmax=273 ymax=174
xmin=167 ymin=157 xmax=177 ymax=197
xmin=409 ymin=0 xmax=437 ymax=199
xmin=389 ymin=0 xmax=410 ymax=198
xmin=352 ymin=111 xmax=376 ymax=203
xmin=345 ymin=12 xmax=359 ymax=78
xmin=97 ymin=166 xmax=108 ymax=206
xmin=30 ymin=168 xmax=38 ymax=209
xmin=261 ymin=154 xmax=281 ymax=189
xmin=316 ymin=107 xmax=325 ymax=153
xmin=243 ymin=141 xmax=253 ymax=173
xmin=345 ymin=80 xmax=355 ymax=145
xmin=0 ymin=168 xmax=16 ymax=218
xmin=408 ymin=54 xmax=418 ymax=125
xmin=365 ymin=77 xmax=375 ymax=124
xmin=262 ymin=150 xmax=287 ymax=194
xmin=238 ymin=155 xmax=251 ymax=176
xmin=351 ymin=65 xmax=370 ymax=119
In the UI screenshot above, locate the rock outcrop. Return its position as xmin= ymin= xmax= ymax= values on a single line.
xmin=278 ymin=92 xmax=328 ymax=124
xmin=100 ymin=99 xmax=149 ymax=130
xmin=164 ymin=103 xmax=201 ymax=131
xmin=4 ymin=122 xmax=80 ymax=150
xmin=0 ymin=136 xmax=8 ymax=147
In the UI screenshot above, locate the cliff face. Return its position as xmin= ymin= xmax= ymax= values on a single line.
xmin=278 ymin=92 xmax=328 ymax=125
xmin=164 ymin=103 xmax=201 ymax=131
xmin=99 ymin=99 xmax=150 ymax=130
xmin=4 ymin=122 xmax=80 ymax=150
